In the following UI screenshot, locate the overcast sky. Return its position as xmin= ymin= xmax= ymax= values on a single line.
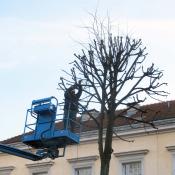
xmin=0 ymin=0 xmax=175 ymax=140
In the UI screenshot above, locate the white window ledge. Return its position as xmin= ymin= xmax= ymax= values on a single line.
xmin=67 ymin=155 xmax=99 ymax=163
xmin=114 ymin=149 xmax=149 ymax=157
xmin=166 ymin=146 xmax=175 ymax=152
xmin=0 ymin=166 xmax=15 ymax=175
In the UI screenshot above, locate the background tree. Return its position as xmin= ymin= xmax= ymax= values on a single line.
xmin=58 ymin=16 xmax=168 ymax=175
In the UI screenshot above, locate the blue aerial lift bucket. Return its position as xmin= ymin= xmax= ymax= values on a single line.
xmin=22 ymin=96 xmax=80 ymax=159
xmin=0 ymin=96 xmax=82 ymax=161
xmin=0 ymin=96 xmax=81 ymax=161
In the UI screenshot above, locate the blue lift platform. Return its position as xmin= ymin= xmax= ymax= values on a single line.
xmin=0 ymin=96 xmax=81 ymax=161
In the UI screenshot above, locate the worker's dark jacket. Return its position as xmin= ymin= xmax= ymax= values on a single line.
xmin=64 ymin=85 xmax=82 ymax=112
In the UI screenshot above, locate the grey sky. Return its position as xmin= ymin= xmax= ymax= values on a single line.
xmin=0 ymin=0 xmax=175 ymax=140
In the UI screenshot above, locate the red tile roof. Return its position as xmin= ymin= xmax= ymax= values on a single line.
xmin=1 ymin=100 xmax=175 ymax=144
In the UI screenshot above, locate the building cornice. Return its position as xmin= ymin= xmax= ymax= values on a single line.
xmin=80 ymin=118 xmax=175 ymax=143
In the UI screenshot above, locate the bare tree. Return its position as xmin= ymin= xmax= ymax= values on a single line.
xmin=58 ymin=16 xmax=168 ymax=175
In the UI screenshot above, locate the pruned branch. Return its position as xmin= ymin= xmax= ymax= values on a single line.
xmin=113 ymin=128 xmax=134 ymax=142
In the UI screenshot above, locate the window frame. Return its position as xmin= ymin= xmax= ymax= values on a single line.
xmin=114 ymin=149 xmax=148 ymax=175
xmin=167 ymin=145 xmax=175 ymax=175
xmin=74 ymin=166 xmax=92 ymax=175
xmin=121 ymin=159 xmax=143 ymax=175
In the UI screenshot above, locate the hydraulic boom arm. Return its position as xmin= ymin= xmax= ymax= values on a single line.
xmin=0 ymin=143 xmax=43 ymax=161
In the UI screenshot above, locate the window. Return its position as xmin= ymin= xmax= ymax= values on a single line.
xmin=114 ymin=149 xmax=148 ymax=175
xmin=167 ymin=146 xmax=175 ymax=175
xmin=75 ymin=166 xmax=92 ymax=175
xmin=26 ymin=161 xmax=54 ymax=175
xmin=68 ymin=155 xmax=98 ymax=175
xmin=33 ymin=173 xmax=48 ymax=175
xmin=122 ymin=161 xmax=141 ymax=175
xmin=0 ymin=166 xmax=15 ymax=175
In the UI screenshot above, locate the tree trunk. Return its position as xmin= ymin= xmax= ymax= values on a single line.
xmin=100 ymin=156 xmax=111 ymax=175
xmin=99 ymin=112 xmax=114 ymax=175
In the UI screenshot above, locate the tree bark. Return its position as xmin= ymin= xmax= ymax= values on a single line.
xmin=100 ymin=156 xmax=111 ymax=175
xmin=99 ymin=112 xmax=114 ymax=175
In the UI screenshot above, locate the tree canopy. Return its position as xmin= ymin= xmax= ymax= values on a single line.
xmin=58 ymin=16 xmax=168 ymax=175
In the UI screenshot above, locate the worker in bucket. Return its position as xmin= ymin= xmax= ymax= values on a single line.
xmin=63 ymin=80 xmax=82 ymax=131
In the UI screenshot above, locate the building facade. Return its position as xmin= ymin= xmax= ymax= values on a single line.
xmin=1 ymin=101 xmax=175 ymax=175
